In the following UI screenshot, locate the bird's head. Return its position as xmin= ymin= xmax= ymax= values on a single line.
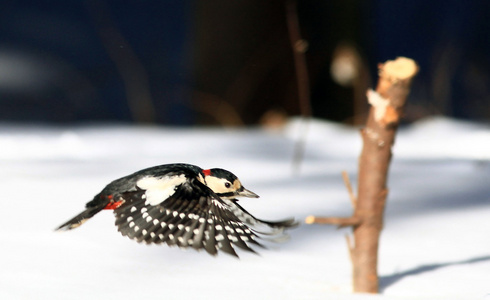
xmin=201 ymin=168 xmax=259 ymax=199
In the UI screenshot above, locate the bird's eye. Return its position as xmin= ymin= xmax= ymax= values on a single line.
xmin=224 ymin=182 xmax=231 ymax=188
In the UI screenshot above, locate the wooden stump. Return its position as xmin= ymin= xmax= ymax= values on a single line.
xmin=306 ymin=57 xmax=418 ymax=293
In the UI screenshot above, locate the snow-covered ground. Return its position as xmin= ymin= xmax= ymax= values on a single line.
xmin=1 ymin=117 xmax=489 ymax=300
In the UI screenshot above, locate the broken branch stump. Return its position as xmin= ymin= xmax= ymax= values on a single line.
xmin=306 ymin=57 xmax=418 ymax=293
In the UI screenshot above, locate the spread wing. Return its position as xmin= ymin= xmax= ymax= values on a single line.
xmin=113 ymin=180 xmax=264 ymax=257
xmin=224 ymin=200 xmax=298 ymax=243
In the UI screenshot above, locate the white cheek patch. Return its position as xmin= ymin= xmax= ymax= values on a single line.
xmin=136 ymin=175 xmax=187 ymax=206
xmin=205 ymin=176 xmax=230 ymax=194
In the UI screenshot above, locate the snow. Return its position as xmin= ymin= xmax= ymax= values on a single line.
xmin=1 ymin=117 xmax=489 ymax=300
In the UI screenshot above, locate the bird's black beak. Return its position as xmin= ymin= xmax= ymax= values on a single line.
xmin=237 ymin=188 xmax=259 ymax=198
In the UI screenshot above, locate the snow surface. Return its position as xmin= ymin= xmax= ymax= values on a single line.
xmin=1 ymin=117 xmax=489 ymax=300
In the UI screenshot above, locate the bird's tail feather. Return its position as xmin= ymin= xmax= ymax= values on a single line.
xmin=55 ymin=206 xmax=105 ymax=231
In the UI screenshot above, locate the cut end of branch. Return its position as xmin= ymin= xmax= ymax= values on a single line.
xmin=379 ymin=57 xmax=418 ymax=81
xmin=305 ymin=215 xmax=316 ymax=224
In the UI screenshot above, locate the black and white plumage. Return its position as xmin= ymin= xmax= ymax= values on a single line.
xmin=56 ymin=163 xmax=297 ymax=257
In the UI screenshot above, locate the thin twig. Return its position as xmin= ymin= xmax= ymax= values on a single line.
xmin=286 ymin=0 xmax=311 ymax=118
xmin=292 ymin=119 xmax=310 ymax=173
xmin=342 ymin=171 xmax=357 ymax=208
xmin=305 ymin=216 xmax=361 ymax=227
xmin=286 ymin=0 xmax=312 ymax=173
xmin=345 ymin=234 xmax=355 ymax=264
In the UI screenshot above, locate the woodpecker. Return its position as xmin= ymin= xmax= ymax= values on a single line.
xmin=56 ymin=163 xmax=297 ymax=257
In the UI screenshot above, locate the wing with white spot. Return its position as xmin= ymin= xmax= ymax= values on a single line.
xmin=135 ymin=174 xmax=187 ymax=206
xmin=113 ymin=188 xmax=264 ymax=257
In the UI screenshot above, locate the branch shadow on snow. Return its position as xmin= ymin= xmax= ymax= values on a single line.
xmin=379 ymin=255 xmax=490 ymax=292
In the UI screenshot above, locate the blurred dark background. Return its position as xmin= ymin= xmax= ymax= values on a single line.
xmin=0 ymin=0 xmax=489 ymax=125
